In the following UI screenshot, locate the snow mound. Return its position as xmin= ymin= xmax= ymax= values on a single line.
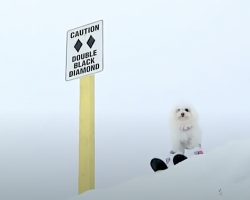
xmin=71 ymin=140 xmax=250 ymax=200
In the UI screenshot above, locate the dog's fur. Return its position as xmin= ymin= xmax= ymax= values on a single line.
xmin=170 ymin=105 xmax=201 ymax=154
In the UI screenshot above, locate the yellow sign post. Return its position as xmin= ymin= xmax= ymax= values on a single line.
xmin=78 ymin=76 xmax=95 ymax=193
xmin=66 ymin=20 xmax=103 ymax=194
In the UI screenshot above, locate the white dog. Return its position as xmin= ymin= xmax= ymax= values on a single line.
xmin=170 ymin=105 xmax=202 ymax=155
xmin=150 ymin=105 xmax=203 ymax=171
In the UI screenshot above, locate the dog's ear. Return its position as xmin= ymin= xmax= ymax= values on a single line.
xmin=188 ymin=106 xmax=199 ymax=120
xmin=169 ymin=106 xmax=178 ymax=123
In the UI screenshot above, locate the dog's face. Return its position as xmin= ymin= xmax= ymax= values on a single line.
xmin=173 ymin=106 xmax=196 ymax=122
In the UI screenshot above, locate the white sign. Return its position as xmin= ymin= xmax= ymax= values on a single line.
xmin=66 ymin=20 xmax=103 ymax=81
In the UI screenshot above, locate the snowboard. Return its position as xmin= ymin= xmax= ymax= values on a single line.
xmin=150 ymin=154 xmax=187 ymax=172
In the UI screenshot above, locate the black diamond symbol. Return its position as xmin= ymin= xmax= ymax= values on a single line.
xmin=74 ymin=39 xmax=82 ymax=52
xmin=87 ymin=35 xmax=95 ymax=48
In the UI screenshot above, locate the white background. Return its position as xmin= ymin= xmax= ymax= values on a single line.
xmin=0 ymin=0 xmax=250 ymax=200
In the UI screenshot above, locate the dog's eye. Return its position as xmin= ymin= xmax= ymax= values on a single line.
xmin=176 ymin=108 xmax=180 ymax=112
xmin=185 ymin=108 xmax=189 ymax=112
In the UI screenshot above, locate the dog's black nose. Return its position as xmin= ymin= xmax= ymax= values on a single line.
xmin=181 ymin=113 xmax=185 ymax=117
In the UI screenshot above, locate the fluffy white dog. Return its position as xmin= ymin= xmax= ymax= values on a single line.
xmin=150 ymin=105 xmax=203 ymax=171
xmin=170 ymin=105 xmax=202 ymax=155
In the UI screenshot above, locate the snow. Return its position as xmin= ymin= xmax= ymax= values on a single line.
xmin=71 ymin=139 xmax=250 ymax=200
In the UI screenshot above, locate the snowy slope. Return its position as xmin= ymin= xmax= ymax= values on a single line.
xmin=71 ymin=140 xmax=250 ymax=200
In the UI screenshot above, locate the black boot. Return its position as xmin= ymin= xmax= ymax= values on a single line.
xmin=150 ymin=158 xmax=168 ymax=172
xmin=173 ymin=154 xmax=187 ymax=165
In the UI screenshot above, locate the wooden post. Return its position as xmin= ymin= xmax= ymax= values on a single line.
xmin=78 ymin=75 xmax=95 ymax=194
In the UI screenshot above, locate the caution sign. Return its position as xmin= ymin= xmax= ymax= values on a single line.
xmin=66 ymin=20 xmax=103 ymax=81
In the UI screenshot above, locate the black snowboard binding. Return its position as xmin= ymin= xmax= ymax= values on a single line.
xmin=173 ymin=154 xmax=187 ymax=165
xmin=150 ymin=158 xmax=168 ymax=172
